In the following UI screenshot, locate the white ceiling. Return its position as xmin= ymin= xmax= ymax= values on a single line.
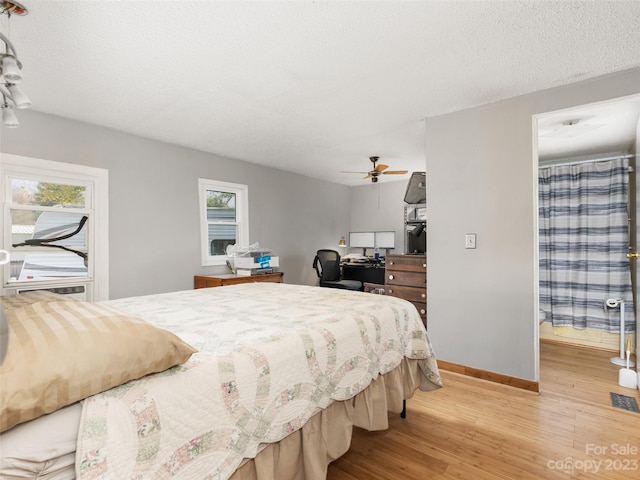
xmin=537 ymin=95 xmax=640 ymax=162
xmin=4 ymin=1 xmax=640 ymax=185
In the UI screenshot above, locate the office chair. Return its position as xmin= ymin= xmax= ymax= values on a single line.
xmin=312 ymin=249 xmax=363 ymax=291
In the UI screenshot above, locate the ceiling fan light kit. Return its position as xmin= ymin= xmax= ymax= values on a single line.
xmin=1 ymin=0 xmax=29 ymax=128
xmin=342 ymin=156 xmax=409 ymax=183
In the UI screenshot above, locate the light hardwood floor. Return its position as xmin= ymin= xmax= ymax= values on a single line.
xmin=328 ymin=341 xmax=640 ymax=479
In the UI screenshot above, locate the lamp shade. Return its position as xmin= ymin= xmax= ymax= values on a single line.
xmin=1 ymin=55 xmax=22 ymax=83
xmin=338 ymin=236 xmax=346 ymax=247
xmin=2 ymin=105 xmax=19 ymax=127
xmin=6 ymin=83 xmax=30 ymax=108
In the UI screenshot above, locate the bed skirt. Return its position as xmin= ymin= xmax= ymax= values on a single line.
xmin=0 ymin=358 xmax=424 ymax=480
xmin=231 ymin=357 xmax=423 ymax=480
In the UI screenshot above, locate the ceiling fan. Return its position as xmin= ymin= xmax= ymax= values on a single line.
xmin=342 ymin=156 xmax=408 ymax=183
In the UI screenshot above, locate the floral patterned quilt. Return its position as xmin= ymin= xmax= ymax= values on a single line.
xmin=76 ymin=283 xmax=441 ymax=479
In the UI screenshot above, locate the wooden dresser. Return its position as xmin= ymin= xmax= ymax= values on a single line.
xmin=384 ymin=254 xmax=426 ymax=326
xmin=194 ymin=272 xmax=284 ymax=289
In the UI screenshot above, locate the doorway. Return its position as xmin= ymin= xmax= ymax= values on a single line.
xmin=535 ymin=94 xmax=640 ymax=361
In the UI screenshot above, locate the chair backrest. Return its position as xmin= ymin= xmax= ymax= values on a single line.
xmin=313 ymin=249 xmax=341 ymax=282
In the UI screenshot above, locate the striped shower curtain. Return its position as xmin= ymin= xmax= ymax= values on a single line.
xmin=539 ymin=158 xmax=635 ymax=333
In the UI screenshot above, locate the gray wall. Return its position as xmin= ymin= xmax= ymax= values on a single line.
xmin=349 ymin=180 xmax=408 ymax=255
xmin=425 ymin=67 xmax=640 ymax=381
xmin=4 ymin=67 xmax=640 ymax=382
xmin=1 ymin=110 xmax=351 ymax=298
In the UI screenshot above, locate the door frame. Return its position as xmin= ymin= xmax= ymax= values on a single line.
xmin=532 ymin=93 xmax=640 ymax=375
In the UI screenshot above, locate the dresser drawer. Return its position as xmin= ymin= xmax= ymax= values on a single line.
xmin=383 ymin=254 xmax=427 ymax=329
xmin=385 ymin=270 xmax=426 ymax=287
xmin=385 ymin=284 xmax=427 ymax=303
xmin=412 ymin=302 xmax=426 ymax=318
xmin=415 ymin=302 xmax=427 ymax=328
xmin=385 ymin=255 xmax=426 ymax=273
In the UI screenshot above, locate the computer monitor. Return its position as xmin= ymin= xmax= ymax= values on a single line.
xmin=375 ymin=231 xmax=395 ymax=250
xmin=406 ymin=224 xmax=426 ymax=254
xmin=349 ymin=232 xmax=375 ymax=255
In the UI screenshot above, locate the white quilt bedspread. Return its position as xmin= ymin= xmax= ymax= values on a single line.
xmin=76 ymin=283 xmax=441 ymax=480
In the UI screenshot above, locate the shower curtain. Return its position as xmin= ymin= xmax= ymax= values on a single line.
xmin=539 ymin=158 xmax=635 ymax=333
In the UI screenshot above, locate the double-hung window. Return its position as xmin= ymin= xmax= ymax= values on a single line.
xmin=198 ymin=178 xmax=249 ymax=266
xmin=1 ymin=155 xmax=108 ymax=300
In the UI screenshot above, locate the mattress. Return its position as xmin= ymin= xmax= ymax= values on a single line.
xmin=0 ymin=402 xmax=81 ymax=480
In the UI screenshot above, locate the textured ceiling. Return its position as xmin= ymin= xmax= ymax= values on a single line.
xmin=4 ymin=1 xmax=640 ymax=185
xmin=537 ymin=95 xmax=640 ymax=162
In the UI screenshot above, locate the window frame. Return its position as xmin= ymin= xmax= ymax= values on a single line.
xmin=198 ymin=178 xmax=249 ymax=266
xmin=1 ymin=154 xmax=109 ymax=300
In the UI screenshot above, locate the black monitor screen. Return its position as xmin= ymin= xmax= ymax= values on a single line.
xmin=406 ymin=229 xmax=426 ymax=254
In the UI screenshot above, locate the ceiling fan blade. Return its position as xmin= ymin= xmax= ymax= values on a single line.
xmin=373 ymin=164 xmax=389 ymax=172
xmin=363 ymin=173 xmax=372 ymax=179
xmin=383 ymin=170 xmax=409 ymax=175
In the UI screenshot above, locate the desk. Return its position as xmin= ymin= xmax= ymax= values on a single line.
xmin=194 ymin=272 xmax=284 ymax=289
xmin=341 ymin=263 xmax=385 ymax=286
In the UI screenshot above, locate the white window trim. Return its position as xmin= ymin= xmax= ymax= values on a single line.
xmin=198 ymin=178 xmax=249 ymax=267
xmin=1 ymin=154 xmax=109 ymax=301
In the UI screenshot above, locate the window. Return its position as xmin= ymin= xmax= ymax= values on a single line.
xmin=198 ymin=178 xmax=249 ymax=266
xmin=1 ymin=155 xmax=109 ymax=300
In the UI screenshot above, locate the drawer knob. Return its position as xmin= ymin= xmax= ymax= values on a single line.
xmin=389 ymin=261 xmax=394 ymax=265
xmin=421 ymin=293 xmax=426 ymax=298
xmin=388 ymin=289 xmax=393 ymax=294
xmin=420 ymin=309 xmax=426 ymax=314
xmin=422 ymin=264 xmax=426 ymax=268
xmin=388 ymin=274 xmax=394 ymax=280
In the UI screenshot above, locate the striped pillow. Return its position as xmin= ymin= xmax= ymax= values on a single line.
xmin=0 ymin=290 xmax=74 ymax=309
xmin=0 ymin=300 xmax=197 ymax=432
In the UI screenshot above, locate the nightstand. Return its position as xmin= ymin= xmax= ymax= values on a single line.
xmin=194 ymin=272 xmax=284 ymax=289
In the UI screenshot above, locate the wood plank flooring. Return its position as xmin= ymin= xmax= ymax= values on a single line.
xmin=328 ymin=341 xmax=640 ymax=479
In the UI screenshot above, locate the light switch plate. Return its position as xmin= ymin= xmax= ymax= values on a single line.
xmin=465 ymin=233 xmax=476 ymax=249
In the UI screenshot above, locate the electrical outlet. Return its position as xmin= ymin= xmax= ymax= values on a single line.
xmin=465 ymin=233 xmax=476 ymax=249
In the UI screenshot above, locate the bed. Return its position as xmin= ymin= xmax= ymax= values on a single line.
xmin=0 ymin=283 xmax=441 ymax=480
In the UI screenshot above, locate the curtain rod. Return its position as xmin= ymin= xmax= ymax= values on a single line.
xmin=539 ymin=153 xmax=636 ymax=168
